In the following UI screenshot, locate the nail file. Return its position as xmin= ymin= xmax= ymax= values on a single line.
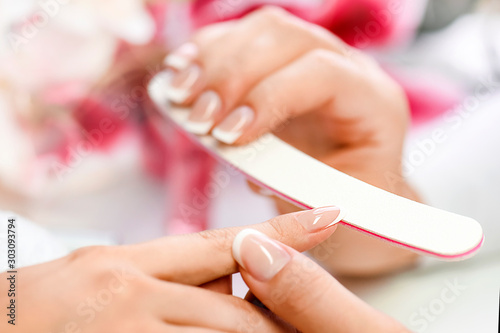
xmin=148 ymin=78 xmax=484 ymax=260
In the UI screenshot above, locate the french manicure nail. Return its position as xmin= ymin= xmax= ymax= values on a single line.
xmin=232 ymin=229 xmax=291 ymax=281
xmin=295 ymin=206 xmax=344 ymax=232
xmin=164 ymin=64 xmax=202 ymax=104
xmin=185 ymin=91 xmax=221 ymax=135
xmin=212 ymin=106 xmax=255 ymax=144
xmin=164 ymin=43 xmax=198 ymax=70
xmin=151 ymin=70 xmax=175 ymax=100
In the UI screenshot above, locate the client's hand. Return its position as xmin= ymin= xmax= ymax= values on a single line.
xmin=2 ymin=206 xmax=387 ymax=333
xmin=161 ymin=6 xmax=419 ymax=276
xmin=233 ymin=228 xmax=409 ymax=333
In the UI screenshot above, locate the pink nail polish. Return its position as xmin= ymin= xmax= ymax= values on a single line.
xmin=232 ymin=229 xmax=291 ymax=281
xmin=295 ymin=206 xmax=344 ymax=232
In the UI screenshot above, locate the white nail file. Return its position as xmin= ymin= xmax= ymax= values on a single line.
xmin=148 ymin=78 xmax=483 ymax=260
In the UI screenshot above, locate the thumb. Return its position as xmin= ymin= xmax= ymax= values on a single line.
xmin=232 ymin=230 xmax=408 ymax=333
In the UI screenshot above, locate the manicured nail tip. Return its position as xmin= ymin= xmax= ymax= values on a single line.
xmin=164 ymin=88 xmax=190 ymax=104
xmin=164 ymin=54 xmax=191 ymax=70
xmin=232 ymin=229 xmax=264 ymax=268
xmin=327 ymin=207 xmax=345 ymax=227
xmin=295 ymin=206 xmax=345 ymax=232
xmin=152 ymin=70 xmax=174 ymax=87
xmin=212 ymin=127 xmax=241 ymax=144
xmin=164 ymin=43 xmax=198 ymax=70
xmin=185 ymin=120 xmax=213 ymax=135
xmin=150 ymin=71 xmax=174 ymax=105
xmin=320 ymin=206 xmax=346 ymax=225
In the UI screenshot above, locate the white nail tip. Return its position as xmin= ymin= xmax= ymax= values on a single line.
xmin=150 ymin=70 xmax=189 ymax=104
xmin=232 ymin=229 xmax=265 ymax=268
xmin=164 ymin=54 xmax=191 ymax=70
xmin=151 ymin=70 xmax=173 ymax=86
xmin=329 ymin=207 xmax=347 ymax=228
xmin=185 ymin=120 xmax=213 ymax=135
xmin=212 ymin=128 xmax=241 ymax=144
xmin=150 ymin=71 xmax=174 ymax=103
xmin=164 ymin=88 xmax=191 ymax=104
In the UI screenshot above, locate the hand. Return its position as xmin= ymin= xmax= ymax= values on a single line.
xmin=232 ymin=227 xmax=410 ymax=333
xmin=1 ymin=207 xmax=342 ymax=333
xmin=160 ymin=6 xmax=419 ymax=276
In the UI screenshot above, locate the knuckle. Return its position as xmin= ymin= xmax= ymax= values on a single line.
xmin=266 ymin=216 xmax=295 ymax=242
xmin=306 ymin=48 xmax=338 ymax=66
xmin=125 ymin=276 xmax=155 ymax=298
xmin=103 ymin=269 xmax=147 ymax=303
xmin=371 ymin=74 xmax=410 ymax=127
xmin=68 ymin=245 xmax=113 ymax=263
xmin=197 ymin=228 xmax=238 ymax=251
xmin=207 ymin=64 xmax=246 ymax=98
xmin=191 ymin=21 xmax=229 ymax=47
xmin=249 ymin=6 xmax=291 ymax=23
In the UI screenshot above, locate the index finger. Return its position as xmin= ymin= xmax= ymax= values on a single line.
xmin=124 ymin=206 xmax=344 ymax=285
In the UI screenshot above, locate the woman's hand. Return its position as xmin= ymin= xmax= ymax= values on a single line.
xmin=0 ymin=207 xmax=342 ymax=333
xmin=232 ymin=228 xmax=409 ymax=333
xmin=160 ymin=6 xmax=419 ymax=276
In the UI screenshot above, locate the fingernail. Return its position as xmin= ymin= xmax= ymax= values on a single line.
xmin=295 ymin=206 xmax=344 ymax=232
xmin=164 ymin=43 xmax=198 ymax=70
xmin=150 ymin=70 xmax=175 ymax=100
xmin=186 ymin=91 xmax=221 ymax=135
xmin=232 ymin=229 xmax=291 ymax=282
xmin=212 ymin=106 xmax=255 ymax=144
xmin=164 ymin=64 xmax=202 ymax=104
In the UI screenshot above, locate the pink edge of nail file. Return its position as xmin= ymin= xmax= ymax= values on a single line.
xmin=148 ymin=78 xmax=484 ymax=260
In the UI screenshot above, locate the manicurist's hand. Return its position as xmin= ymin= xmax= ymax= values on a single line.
xmin=1 ymin=206 xmax=350 ymax=333
xmin=160 ymin=6 xmax=420 ymax=276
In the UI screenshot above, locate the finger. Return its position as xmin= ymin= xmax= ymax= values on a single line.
xmin=161 ymin=21 xmax=235 ymax=104
xmin=233 ymin=230 xmax=408 ymax=333
xmin=163 ymin=21 xmax=235 ymax=71
xmin=211 ymin=48 xmax=400 ymax=146
xmin=125 ymin=206 xmax=344 ymax=285
xmin=161 ymin=323 xmax=225 ymax=333
xmin=166 ymin=7 xmax=350 ymax=132
xmin=200 ymin=275 xmax=232 ymax=294
xmin=193 ymin=7 xmax=347 ymax=106
xmin=149 ymin=280 xmax=292 ymax=332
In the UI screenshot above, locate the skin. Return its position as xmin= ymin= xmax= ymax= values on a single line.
xmin=166 ymin=6 xmax=421 ymax=277
xmin=0 ymin=210 xmax=409 ymax=332
xmin=0 ymin=6 xmax=419 ymax=332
